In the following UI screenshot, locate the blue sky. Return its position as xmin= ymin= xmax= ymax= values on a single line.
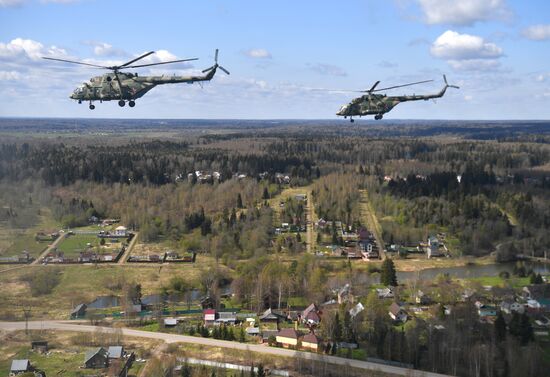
xmin=1 ymin=0 xmax=549 ymax=119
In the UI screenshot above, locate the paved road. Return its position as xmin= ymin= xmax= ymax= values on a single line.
xmin=31 ymin=232 xmax=67 ymax=265
xmin=0 ymin=321 xmax=451 ymax=377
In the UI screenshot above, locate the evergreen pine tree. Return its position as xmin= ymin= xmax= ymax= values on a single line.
xmin=237 ymin=193 xmax=243 ymax=208
xmin=494 ymin=311 xmax=506 ymax=342
xmin=256 ymin=364 xmax=265 ymax=377
xmin=239 ymin=327 xmax=246 ymax=342
xmin=381 ymin=258 xmax=398 ymax=286
xmin=262 ymin=187 xmax=269 ymax=199
xmin=519 ymin=312 xmax=534 ymax=345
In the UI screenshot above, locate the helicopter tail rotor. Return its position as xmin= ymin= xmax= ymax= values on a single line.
xmin=443 ymin=75 xmax=459 ymax=89
xmin=201 ymin=49 xmax=230 ymax=75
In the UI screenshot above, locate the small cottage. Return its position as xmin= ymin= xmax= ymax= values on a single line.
xmin=84 ymin=347 xmax=109 ymax=369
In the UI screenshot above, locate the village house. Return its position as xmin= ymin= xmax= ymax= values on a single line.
xmin=114 ymin=226 xmax=128 ymax=237
xmin=388 ymin=303 xmax=408 ymax=322
xmin=31 ymin=341 xmax=48 ymax=354
xmin=246 ymin=327 xmax=261 ymax=337
xmin=276 ymin=328 xmax=300 ymax=348
xmin=108 ymin=346 xmax=125 ymax=359
xmin=522 ymin=284 xmax=550 ymax=311
xmin=259 ymin=308 xmax=286 ymax=327
xmin=84 ymin=347 xmax=109 ymax=369
xmin=301 ymin=332 xmax=321 ymax=351
xmin=70 ymin=303 xmax=87 ymax=319
xmin=376 ymin=287 xmax=394 ymax=299
xmin=427 ymin=236 xmax=442 ymax=258
xmin=476 ymin=301 xmax=498 ymax=318
xmin=336 ymin=284 xmax=353 ymax=304
xmin=415 ymin=290 xmax=432 ymax=305
xmin=500 ymin=300 xmax=525 ymax=314
xmin=301 ymin=303 xmax=321 ymax=326
xmin=204 ymin=309 xmax=216 ymax=326
xmin=10 ymin=359 xmax=32 ymax=375
xmin=164 ymin=318 xmax=178 ymax=327
xmin=349 ymin=303 xmax=365 ymax=318
xmin=215 ymin=311 xmax=237 ymax=326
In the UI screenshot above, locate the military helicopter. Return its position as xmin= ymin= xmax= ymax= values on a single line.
xmin=335 ymin=75 xmax=459 ymax=122
xmin=42 ymin=49 xmax=229 ymax=109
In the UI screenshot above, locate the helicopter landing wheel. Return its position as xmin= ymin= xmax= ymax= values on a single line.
xmin=118 ymin=100 xmax=126 ymax=107
xmin=350 ymin=118 xmax=355 ymax=123
xmin=375 ymin=114 xmax=383 ymax=120
xmin=129 ymin=100 xmax=135 ymax=107
xmin=89 ymin=104 xmax=95 ymax=110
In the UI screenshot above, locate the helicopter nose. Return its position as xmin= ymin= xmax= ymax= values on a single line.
xmin=336 ymin=105 xmax=349 ymax=116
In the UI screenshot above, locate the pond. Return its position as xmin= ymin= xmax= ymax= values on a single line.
xmin=396 ymin=261 xmax=550 ymax=282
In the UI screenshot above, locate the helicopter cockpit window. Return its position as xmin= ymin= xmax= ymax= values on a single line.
xmin=73 ymin=85 xmax=85 ymax=94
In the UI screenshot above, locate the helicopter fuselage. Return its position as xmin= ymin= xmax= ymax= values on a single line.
xmin=337 ymin=77 xmax=456 ymax=121
xmin=70 ymin=70 xmax=215 ymax=102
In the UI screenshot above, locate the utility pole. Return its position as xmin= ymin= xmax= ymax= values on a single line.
xmin=22 ymin=306 xmax=32 ymax=335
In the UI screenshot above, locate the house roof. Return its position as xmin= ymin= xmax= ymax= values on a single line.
xmin=204 ymin=309 xmax=216 ymax=315
xmin=71 ymin=303 xmax=87 ymax=315
xmin=302 ymin=333 xmax=320 ymax=344
xmin=84 ymin=347 xmax=108 ymax=364
xmin=389 ymin=303 xmax=402 ymax=316
xmin=115 ymin=226 xmax=127 ymax=231
xmin=259 ymin=308 xmax=284 ymax=321
xmin=108 ymin=346 xmax=124 ymax=358
xmin=306 ymin=311 xmax=320 ymax=323
xmin=164 ymin=318 xmax=177 ymax=326
xmin=524 ymin=284 xmax=550 ymax=299
xmin=277 ymin=328 xmax=299 ymax=339
xmin=246 ymin=327 xmax=260 ymax=335
xmin=302 ymin=303 xmax=318 ymax=318
xmin=10 ymin=359 xmax=30 ymax=372
xmin=217 ymin=311 xmax=237 ymax=320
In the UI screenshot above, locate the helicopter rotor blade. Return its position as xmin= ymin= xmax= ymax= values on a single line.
xmin=370 ymin=79 xmax=434 ymax=92
xmin=42 ymin=57 xmax=108 ymax=69
xmin=215 ymin=49 xmax=219 ymax=63
xmin=124 ymin=57 xmax=198 ymax=69
xmin=367 ymin=81 xmax=380 ymax=93
xmin=219 ymin=65 xmax=230 ymax=75
xmin=117 ymin=51 xmax=155 ymax=68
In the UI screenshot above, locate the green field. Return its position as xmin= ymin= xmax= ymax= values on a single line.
xmin=56 ymin=233 xmax=124 ymax=258
xmin=0 ymin=336 xmax=145 ymax=377
xmin=1 ymin=233 xmax=50 ymax=258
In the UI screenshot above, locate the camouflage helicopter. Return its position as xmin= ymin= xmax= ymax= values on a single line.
xmin=42 ymin=49 xmax=229 ymax=109
xmin=335 ymin=75 xmax=459 ymax=122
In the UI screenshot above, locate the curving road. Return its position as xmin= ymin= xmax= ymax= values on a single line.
xmin=0 ymin=321 xmax=451 ymax=377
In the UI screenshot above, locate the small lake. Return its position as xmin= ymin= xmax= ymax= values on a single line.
xmin=396 ymin=261 xmax=550 ymax=282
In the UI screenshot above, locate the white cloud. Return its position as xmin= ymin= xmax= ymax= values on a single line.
xmin=82 ymin=41 xmax=127 ymax=57
xmin=431 ymin=31 xmax=504 ymax=72
xmin=243 ymin=48 xmax=272 ymax=59
xmin=0 ymin=38 xmax=67 ymax=61
xmin=431 ymin=31 xmax=503 ymax=60
xmin=0 ymin=0 xmax=24 ymax=7
xmin=417 ymin=0 xmax=511 ymax=26
xmin=522 ymin=25 xmax=550 ymax=41
xmin=0 ymin=70 xmax=21 ymax=80
xmin=307 ymin=63 xmax=347 ymax=77
xmin=447 ymin=59 xmax=500 ymax=71
xmin=464 ymin=95 xmax=473 ymax=101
